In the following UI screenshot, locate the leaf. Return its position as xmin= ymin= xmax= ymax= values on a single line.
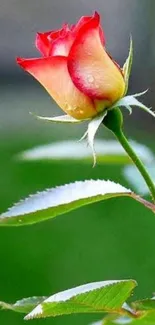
xmin=111 ymin=93 xmax=155 ymax=119
xmin=32 ymin=113 xmax=83 ymax=123
xmin=132 ymin=298 xmax=155 ymax=311
xmin=100 ymin=297 xmax=155 ymax=324
xmin=24 ymin=280 xmax=136 ymax=319
xmin=87 ymin=111 xmax=107 ymax=166
xmin=18 ymin=140 xmax=154 ymax=165
xmin=0 ymin=296 xmax=47 ymax=314
xmin=89 ymin=298 xmax=155 ymax=325
xmin=123 ymin=165 xmax=155 ymax=195
xmin=123 ymin=36 xmax=133 ymax=95
xmin=1 ymin=179 xmax=155 ymax=227
xmin=102 ymin=311 xmax=155 ymax=325
xmin=0 ymin=180 xmax=134 ymax=226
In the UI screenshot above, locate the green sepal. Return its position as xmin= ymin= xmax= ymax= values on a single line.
xmin=123 ymin=36 xmax=133 ymax=95
xmin=111 ymin=91 xmax=155 ymax=118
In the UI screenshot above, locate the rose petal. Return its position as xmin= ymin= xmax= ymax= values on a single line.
xmin=35 ymin=13 xmax=105 ymax=58
xmin=48 ymin=30 xmax=61 ymax=40
xmin=49 ymin=33 xmax=74 ymax=57
xmin=68 ymin=12 xmax=125 ymax=102
xmin=48 ymin=13 xmax=105 ymax=57
xmin=73 ymin=15 xmax=92 ymax=33
xmin=35 ymin=32 xmax=52 ymax=56
xmin=16 ymin=56 xmax=96 ymax=120
xmin=73 ymin=12 xmax=105 ymax=45
xmin=36 ymin=28 xmax=73 ymax=57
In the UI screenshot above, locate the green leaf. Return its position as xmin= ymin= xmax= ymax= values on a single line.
xmin=18 ymin=140 xmax=154 ymax=165
xmin=0 ymin=296 xmax=47 ymax=314
xmin=132 ymin=298 xmax=155 ymax=311
xmin=87 ymin=111 xmax=107 ymax=166
xmin=31 ymin=113 xmax=83 ymax=123
xmin=102 ymin=311 xmax=155 ymax=325
xmin=111 ymin=93 xmax=155 ymax=119
xmin=24 ymin=280 xmax=136 ymax=319
xmin=123 ymin=36 xmax=133 ymax=94
xmin=123 ymin=165 xmax=155 ymax=195
xmin=89 ymin=298 xmax=155 ymax=325
xmin=0 ymin=180 xmax=135 ymax=226
xmin=99 ymin=297 xmax=155 ymax=324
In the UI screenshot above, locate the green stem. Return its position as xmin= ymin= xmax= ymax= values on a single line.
xmin=103 ymin=108 xmax=155 ymax=202
xmin=116 ymin=129 xmax=155 ymax=201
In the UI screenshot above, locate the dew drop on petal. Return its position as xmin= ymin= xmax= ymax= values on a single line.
xmin=87 ymin=75 xmax=94 ymax=83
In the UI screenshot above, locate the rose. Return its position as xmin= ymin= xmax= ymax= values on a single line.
xmin=17 ymin=12 xmax=125 ymax=120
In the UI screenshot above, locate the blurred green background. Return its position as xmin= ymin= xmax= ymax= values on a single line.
xmin=0 ymin=0 xmax=155 ymax=324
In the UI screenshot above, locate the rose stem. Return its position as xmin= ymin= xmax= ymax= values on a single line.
xmin=103 ymin=107 xmax=155 ymax=202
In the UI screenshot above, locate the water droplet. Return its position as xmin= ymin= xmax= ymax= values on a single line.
xmin=87 ymin=75 xmax=94 ymax=83
xmin=65 ymin=103 xmax=73 ymax=111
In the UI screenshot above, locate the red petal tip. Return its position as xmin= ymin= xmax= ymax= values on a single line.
xmin=94 ymin=11 xmax=100 ymax=21
xmin=16 ymin=57 xmax=31 ymax=70
xmin=16 ymin=57 xmax=24 ymax=64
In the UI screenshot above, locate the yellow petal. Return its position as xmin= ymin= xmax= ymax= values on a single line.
xmin=17 ymin=56 xmax=96 ymax=120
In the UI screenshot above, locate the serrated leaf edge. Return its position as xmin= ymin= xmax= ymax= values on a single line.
xmin=25 ymin=280 xmax=136 ymax=320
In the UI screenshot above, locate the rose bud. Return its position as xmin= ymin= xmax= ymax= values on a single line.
xmin=17 ymin=12 xmax=125 ymax=120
